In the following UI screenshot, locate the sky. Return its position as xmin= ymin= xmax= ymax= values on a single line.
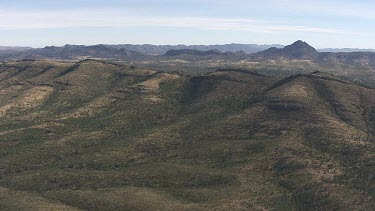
xmin=1 ymin=0 xmax=375 ymax=48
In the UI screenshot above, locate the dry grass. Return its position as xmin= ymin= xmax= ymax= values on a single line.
xmin=0 ymin=187 xmax=81 ymax=211
xmin=0 ymin=86 xmax=53 ymax=117
xmin=132 ymin=73 xmax=180 ymax=91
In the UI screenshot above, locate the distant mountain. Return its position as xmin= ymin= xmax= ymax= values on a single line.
xmin=319 ymin=52 xmax=375 ymax=66
xmin=164 ymin=49 xmax=223 ymax=57
xmin=252 ymin=41 xmax=375 ymax=67
xmin=254 ymin=40 xmax=319 ymax=60
xmin=5 ymin=41 xmax=375 ymax=68
xmin=0 ymin=46 xmax=32 ymax=52
xmin=0 ymin=46 xmax=32 ymax=56
xmin=107 ymin=43 xmax=284 ymax=55
xmin=0 ymin=45 xmax=145 ymax=61
xmin=248 ymin=41 xmax=375 ymax=67
xmin=318 ymin=48 xmax=375 ymax=53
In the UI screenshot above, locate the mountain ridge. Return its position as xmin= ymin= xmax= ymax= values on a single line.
xmin=3 ymin=43 xmax=375 ymax=55
xmin=4 ymin=41 xmax=375 ymax=71
xmin=0 ymin=59 xmax=374 ymax=210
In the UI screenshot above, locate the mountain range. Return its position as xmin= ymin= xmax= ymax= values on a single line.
xmin=1 ymin=41 xmax=375 ymax=64
xmin=164 ymin=49 xmax=224 ymax=57
xmin=2 ymin=42 xmax=375 ymax=59
xmin=106 ymin=43 xmax=284 ymax=54
xmin=0 ymin=45 xmax=144 ymax=61
xmin=160 ymin=41 xmax=375 ymax=69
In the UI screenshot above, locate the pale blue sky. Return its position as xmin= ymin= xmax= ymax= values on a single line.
xmin=1 ymin=0 xmax=375 ymax=48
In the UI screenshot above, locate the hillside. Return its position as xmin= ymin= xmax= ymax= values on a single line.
xmin=0 ymin=60 xmax=374 ymax=210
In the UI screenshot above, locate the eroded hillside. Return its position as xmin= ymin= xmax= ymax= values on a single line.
xmin=0 ymin=60 xmax=374 ymax=210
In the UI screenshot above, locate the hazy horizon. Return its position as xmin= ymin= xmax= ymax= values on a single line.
xmin=2 ymin=0 xmax=375 ymax=48
xmin=2 ymin=42 xmax=375 ymax=51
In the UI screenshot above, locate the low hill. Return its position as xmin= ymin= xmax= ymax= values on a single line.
xmin=0 ymin=60 xmax=374 ymax=210
xmin=164 ymin=49 xmax=223 ymax=57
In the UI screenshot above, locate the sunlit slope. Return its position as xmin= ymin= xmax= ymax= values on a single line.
xmin=0 ymin=60 xmax=374 ymax=210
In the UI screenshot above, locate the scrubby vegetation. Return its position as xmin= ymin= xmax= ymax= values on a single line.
xmin=0 ymin=59 xmax=374 ymax=210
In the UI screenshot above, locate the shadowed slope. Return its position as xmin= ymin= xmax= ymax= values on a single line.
xmin=0 ymin=61 xmax=374 ymax=210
